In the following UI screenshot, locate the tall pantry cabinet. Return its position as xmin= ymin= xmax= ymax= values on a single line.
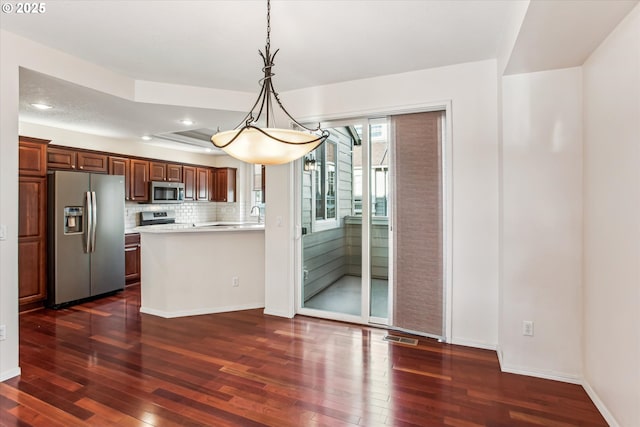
xmin=18 ymin=136 xmax=49 ymax=310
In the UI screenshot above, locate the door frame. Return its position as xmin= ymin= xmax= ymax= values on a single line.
xmin=293 ymin=101 xmax=453 ymax=342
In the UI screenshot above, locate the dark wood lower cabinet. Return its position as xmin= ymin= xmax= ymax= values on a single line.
xmin=18 ymin=176 xmax=47 ymax=309
xmin=125 ymin=233 xmax=141 ymax=285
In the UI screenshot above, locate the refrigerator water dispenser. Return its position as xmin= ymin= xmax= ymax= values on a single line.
xmin=63 ymin=206 xmax=84 ymax=234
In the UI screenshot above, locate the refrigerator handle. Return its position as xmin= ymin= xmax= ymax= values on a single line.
xmin=85 ymin=191 xmax=93 ymax=253
xmin=91 ymin=191 xmax=98 ymax=253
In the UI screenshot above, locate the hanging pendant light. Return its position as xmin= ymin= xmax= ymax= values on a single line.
xmin=211 ymin=0 xmax=328 ymax=165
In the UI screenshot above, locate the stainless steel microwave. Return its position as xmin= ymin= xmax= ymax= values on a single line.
xmin=150 ymin=181 xmax=185 ymax=204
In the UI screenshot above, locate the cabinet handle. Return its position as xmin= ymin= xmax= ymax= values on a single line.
xmin=80 ymin=166 xmax=84 ymax=169
xmin=71 ymin=165 xmax=76 ymax=169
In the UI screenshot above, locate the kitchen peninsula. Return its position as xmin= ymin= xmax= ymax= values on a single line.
xmin=137 ymin=223 xmax=265 ymax=318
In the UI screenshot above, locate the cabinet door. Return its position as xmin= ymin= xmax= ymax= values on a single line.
xmin=196 ymin=167 xmax=209 ymax=201
xmin=130 ymin=159 xmax=150 ymax=202
xmin=213 ymin=168 xmax=236 ymax=202
xmin=125 ymin=233 xmax=141 ymax=285
xmin=183 ymin=166 xmax=196 ymax=201
xmin=77 ymin=152 xmax=108 ymax=173
xmin=214 ymin=168 xmax=225 ymax=201
xmin=149 ymin=161 xmax=167 ymax=181
xmin=166 ymin=163 xmax=183 ymax=182
xmin=48 ymin=147 xmax=77 ymax=170
xmin=209 ymin=168 xmax=216 ymax=201
xmin=109 ymin=156 xmax=131 ymax=200
xmin=19 ymin=137 xmax=48 ymax=177
xmin=18 ymin=176 xmax=47 ymax=305
xmin=182 ymin=166 xmax=196 ymax=200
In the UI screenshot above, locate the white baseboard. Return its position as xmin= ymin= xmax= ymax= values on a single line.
xmin=0 ymin=367 xmax=21 ymax=382
xmin=450 ymin=337 xmax=497 ymax=351
xmin=495 ymin=346 xmax=582 ymax=384
xmin=582 ymin=379 xmax=620 ymax=427
xmin=140 ymin=303 xmax=264 ymax=319
xmin=498 ymin=363 xmax=583 ymax=385
xmin=263 ymin=308 xmax=294 ymax=318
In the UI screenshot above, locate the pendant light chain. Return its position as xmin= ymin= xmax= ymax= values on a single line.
xmin=266 ymin=0 xmax=271 ymax=52
xmin=210 ymin=0 xmax=329 ymax=164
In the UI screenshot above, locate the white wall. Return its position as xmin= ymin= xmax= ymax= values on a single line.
xmin=501 ymin=68 xmax=583 ymax=382
xmin=582 ymin=4 xmax=640 ymax=426
xmin=263 ymin=164 xmax=296 ymax=318
xmin=139 ymin=230 xmax=265 ymax=318
xmin=278 ymin=59 xmax=500 ymax=348
xmin=0 ymin=31 xmax=21 ymax=382
xmin=496 ymin=1 xmax=530 ymax=357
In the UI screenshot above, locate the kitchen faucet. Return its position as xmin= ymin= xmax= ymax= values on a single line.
xmin=250 ymin=205 xmax=262 ymax=223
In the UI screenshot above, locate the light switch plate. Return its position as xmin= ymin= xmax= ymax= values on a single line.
xmin=0 ymin=224 xmax=6 ymax=241
xmin=522 ymin=320 xmax=534 ymax=336
xmin=0 ymin=325 xmax=6 ymax=341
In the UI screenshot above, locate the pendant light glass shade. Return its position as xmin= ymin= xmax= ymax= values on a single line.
xmin=211 ymin=127 xmax=324 ymax=165
xmin=210 ymin=0 xmax=328 ymax=164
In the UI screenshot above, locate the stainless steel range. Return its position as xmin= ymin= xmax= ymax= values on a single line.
xmin=139 ymin=210 xmax=176 ymax=226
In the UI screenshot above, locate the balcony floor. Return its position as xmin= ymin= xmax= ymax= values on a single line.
xmin=304 ymin=274 xmax=388 ymax=318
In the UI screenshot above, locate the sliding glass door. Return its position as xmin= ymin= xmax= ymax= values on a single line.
xmin=299 ymin=118 xmax=390 ymax=324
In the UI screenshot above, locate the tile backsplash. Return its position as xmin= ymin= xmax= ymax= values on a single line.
xmin=125 ymin=201 xmax=236 ymax=230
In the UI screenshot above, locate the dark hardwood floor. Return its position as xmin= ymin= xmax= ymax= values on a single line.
xmin=2 ymin=286 xmax=606 ymax=426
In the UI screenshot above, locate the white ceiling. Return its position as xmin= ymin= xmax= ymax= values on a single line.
xmin=3 ymin=0 xmax=520 ymax=92
xmin=2 ymin=0 xmax=637 ymax=151
xmin=505 ymin=0 xmax=637 ymax=74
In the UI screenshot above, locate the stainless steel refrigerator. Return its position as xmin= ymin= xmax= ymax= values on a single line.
xmin=48 ymin=171 xmax=125 ymax=307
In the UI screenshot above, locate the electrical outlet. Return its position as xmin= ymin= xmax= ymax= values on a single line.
xmin=0 ymin=325 xmax=6 ymax=341
xmin=522 ymin=320 xmax=534 ymax=336
xmin=232 ymin=276 xmax=239 ymax=287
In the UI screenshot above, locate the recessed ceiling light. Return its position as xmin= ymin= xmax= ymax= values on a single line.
xmin=141 ymin=135 xmax=152 ymax=141
xmin=180 ymin=119 xmax=194 ymax=126
xmin=31 ymin=103 xmax=53 ymax=110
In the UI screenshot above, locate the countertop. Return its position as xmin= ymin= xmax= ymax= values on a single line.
xmin=134 ymin=221 xmax=265 ymax=234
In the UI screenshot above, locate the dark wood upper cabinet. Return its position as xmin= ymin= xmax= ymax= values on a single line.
xmin=48 ymin=146 xmax=107 ymax=173
xmin=212 ymin=167 xmax=237 ymax=203
xmin=18 ymin=137 xmax=48 ymax=177
xmin=150 ymin=162 xmax=183 ymax=183
xmin=130 ymin=159 xmax=150 ymax=202
xmin=47 ymin=146 xmax=77 ymax=170
xmin=166 ymin=163 xmax=183 ymax=182
xmin=47 ymin=146 xmax=107 ymax=173
xmin=109 ymin=156 xmax=131 ymax=200
xmin=149 ymin=161 xmax=167 ymax=182
xmin=77 ymin=151 xmax=108 ymax=173
xmin=196 ymin=167 xmax=209 ymax=201
xmin=183 ymin=165 xmax=196 ymax=201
